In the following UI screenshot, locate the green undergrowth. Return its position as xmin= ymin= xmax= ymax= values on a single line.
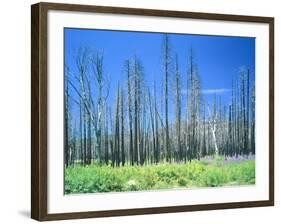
xmin=65 ymin=158 xmax=255 ymax=194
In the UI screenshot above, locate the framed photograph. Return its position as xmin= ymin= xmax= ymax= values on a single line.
xmin=31 ymin=2 xmax=274 ymax=221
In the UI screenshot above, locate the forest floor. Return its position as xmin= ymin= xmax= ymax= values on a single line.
xmin=65 ymin=156 xmax=255 ymax=194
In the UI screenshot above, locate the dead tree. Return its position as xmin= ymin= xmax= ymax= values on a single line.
xmin=125 ymin=60 xmax=134 ymax=165
xmin=163 ymin=34 xmax=171 ymax=162
xmin=174 ymin=54 xmax=182 ymax=161
xmin=120 ymin=88 xmax=125 ymax=166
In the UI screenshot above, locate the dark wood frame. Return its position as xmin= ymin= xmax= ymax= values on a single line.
xmin=31 ymin=2 xmax=274 ymax=221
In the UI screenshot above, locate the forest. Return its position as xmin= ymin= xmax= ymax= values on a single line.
xmin=64 ymin=33 xmax=255 ymax=193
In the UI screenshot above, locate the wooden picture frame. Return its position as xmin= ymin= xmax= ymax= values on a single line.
xmin=31 ymin=2 xmax=274 ymax=221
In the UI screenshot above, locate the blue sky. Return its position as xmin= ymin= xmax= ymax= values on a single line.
xmin=64 ymin=28 xmax=255 ymax=120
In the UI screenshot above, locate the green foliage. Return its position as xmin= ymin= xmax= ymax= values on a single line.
xmin=199 ymin=167 xmax=228 ymax=187
xmin=214 ymin=155 xmax=225 ymax=167
xmin=65 ymin=160 xmax=255 ymax=194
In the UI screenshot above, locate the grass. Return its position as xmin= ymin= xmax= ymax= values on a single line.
xmin=64 ymin=158 xmax=255 ymax=194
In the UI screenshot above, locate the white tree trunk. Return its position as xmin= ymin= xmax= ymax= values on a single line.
xmin=207 ymin=106 xmax=219 ymax=155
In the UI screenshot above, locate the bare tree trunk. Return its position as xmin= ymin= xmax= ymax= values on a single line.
xmin=154 ymin=81 xmax=160 ymax=163
xmin=114 ymin=86 xmax=120 ymax=167
xmin=202 ymin=103 xmax=207 ymax=157
xmin=175 ymin=54 xmax=182 ymax=162
xmin=228 ymin=104 xmax=232 ymax=158
xmin=251 ymin=85 xmax=255 ymax=154
xmin=71 ymin=122 xmax=77 ymax=166
xmin=163 ymin=35 xmax=171 ymax=162
xmin=64 ymin=68 xmax=69 ymax=167
xmin=126 ymin=60 xmax=134 ymax=166
xmin=104 ymin=106 xmax=109 ymax=165
xmin=79 ymin=98 xmax=83 ymax=165
xmin=121 ymin=89 xmax=125 ymax=166
xmin=134 ymin=57 xmax=139 ymax=165
xmin=83 ymin=107 xmax=87 ymax=164
xmin=87 ymin=112 xmax=92 ymax=164
xmin=137 ymin=67 xmax=142 ymax=165
xmin=207 ymin=105 xmax=219 ymax=155
xmin=246 ymin=69 xmax=250 ymax=156
xmin=109 ymin=107 xmax=115 ymax=167
xmin=241 ymin=70 xmax=247 ymax=156
xmin=148 ymin=88 xmax=156 ymax=163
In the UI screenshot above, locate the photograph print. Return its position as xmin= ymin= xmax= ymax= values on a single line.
xmin=64 ymin=28 xmax=255 ymax=194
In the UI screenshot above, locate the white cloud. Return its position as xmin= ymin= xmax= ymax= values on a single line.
xmin=181 ymin=88 xmax=231 ymax=95
xmin=202 ymin=88 xmax=231 ymax=94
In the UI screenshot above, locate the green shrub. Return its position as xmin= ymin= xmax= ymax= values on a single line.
xmin=65 ymin=159 xmax=255 ymax=194
xmin=199 ymin=167 xmax=228 ymax=187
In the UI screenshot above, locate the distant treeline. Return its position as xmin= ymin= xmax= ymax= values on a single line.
xmin=64 ymin=34 xmax=255 ymax=167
